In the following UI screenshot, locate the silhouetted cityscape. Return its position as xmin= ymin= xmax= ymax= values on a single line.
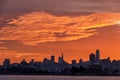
xmin=0 ymin=49 xmax=120 ymax=76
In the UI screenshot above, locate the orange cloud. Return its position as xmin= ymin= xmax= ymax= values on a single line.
xmin=0 ymin=12 xmax=120 ymax=45
xmin=0 ymin=47 xmax=49 ymax=64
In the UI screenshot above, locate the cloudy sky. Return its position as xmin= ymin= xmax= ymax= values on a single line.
xmin=0 ymin=0 xmax=120 ymax=64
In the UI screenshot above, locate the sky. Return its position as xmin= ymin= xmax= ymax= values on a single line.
xmin=0 ymin=0 xmax=120 ymax=64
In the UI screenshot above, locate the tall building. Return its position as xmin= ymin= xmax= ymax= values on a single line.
xmin=58 ymin=53 xmax=64 ymax=63
xmin=62 ymin=53 xmax=64 ymax=60
xmin=30 ymin=59 xmax=34 ymax=65
xmin=43 ymin=58 xmax=49 ymax=64
xmin=79 ymin=59 xmax=83 ymax=64
xmin=89 ymin=53 xmax=95 ymax=63
xmin=3 ymin=59 xmax=10 ymax=67
xmin=51 ymin=55 xmax=55 ymax=63
xmin=58 ymin=57 xmax=63 ymax=63
xmin=20 ymin=59 xmax=27 ymax=65
xmin=96 ymin=49 xmax=100 ymax=62
xmin=72 ymin=60 xmax=76 ymax=65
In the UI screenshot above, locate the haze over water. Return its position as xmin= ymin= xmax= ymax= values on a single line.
xmin=0 ymin=76 xmax=120 ymax=80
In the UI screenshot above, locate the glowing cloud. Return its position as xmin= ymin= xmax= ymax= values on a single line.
xmin=0 ymin=12 xmax=120 ymax=45
xmin=0 ymin=47 xmax=49 ymax=64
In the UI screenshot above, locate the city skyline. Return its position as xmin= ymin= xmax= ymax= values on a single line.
xmin=0 ymin=0 xmax=120 ymax=64
xmin=1 ymin=49 xmax=119 ymax=65
xmin=1 ymin=49 xmax=120 ymax=75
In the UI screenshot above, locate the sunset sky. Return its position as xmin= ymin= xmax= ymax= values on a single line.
xmin=0 ymin=0 xmax=120 ymax=64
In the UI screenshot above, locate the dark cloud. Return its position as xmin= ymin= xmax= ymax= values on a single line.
xmin=0 ymin=0 xmax=120 ymax=18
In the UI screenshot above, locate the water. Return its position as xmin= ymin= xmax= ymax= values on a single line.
xmin=0 ymin=76 xmax=120 ymax=80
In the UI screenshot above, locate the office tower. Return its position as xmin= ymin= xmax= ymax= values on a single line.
xmin=89 ymin=53 xmax=95 ymax=63
xmin=62 ymin=53 xmax=64 ymax=60
xmin=3 ymin=59 xmax=10 ymax=67
xmin=30 ymin=59 xmax=34 ymax=65
xmin=58 ymin=53 xmax=64 ymax=63
xmin=96 ymin=49 xmax=100 ymax=62
xmin=72 ymin=60 xmax=76 ymax=65
xmin=20 ymin=59 xmax=27 ymax=65
xmin=51 ymin=55 xmax=55 ymax=63
xmin=58 ymin=57 xmax=63 ymax=63
xmin=79 ymin=59 xmax=83 ymax=64
xmin=43 ymin=58 xmax=49 ymax=64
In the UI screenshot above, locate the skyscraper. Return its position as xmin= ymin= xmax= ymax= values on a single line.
xmin=58 ymin=57 xmax=63 ymax=63
xmin=43 ymin=58 xmax=48 ymax=63
xmin=89 ymin=53 xmax=95 ymax=63
xmin=96 ymin=49 xmax=100 ymax=62
xmin=51 ymin=55 xmax=55 ymax=63
xmin=79 ymin=59 xmax=83 ymax=64
xmin=20 ymin=59 xmax=27 ymax=65
xmin=3 ymin=59 xmax=10 ymax=67
xmin=72 ymin=60 xmax=76 ymax=65
xmin=58 ymin=53 xmax=64 ymax=63
xmin=30 ymin=59 xmax=34 ymax=65
xmin=62 ymin=53 xmax=64 ymax=60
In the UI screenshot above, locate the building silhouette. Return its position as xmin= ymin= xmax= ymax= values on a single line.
xmin=0 ymin=49 xmax=120 ymax=75
xmin=43 ymin=58 xmax=49 ymax=64
xmin=89 ymin=53 xmax=95 ymax=63
xmin=72 ymin=60 xmax=77 ymax=65
xmin=3 ymin=59 xmax=10 ymax=67
xmin=58 ymin=53 xmax=64 ymax=63
xmin=51 ymin=55 xmax=55 ymax=63
xmin=79 ymin=59 xmax=83 ymax=64
xmin=20 ymin=59 xmax=27 ymax=65
xmin=29 ymin=59 xmax=34 ymax=65
xmin=96 ymin=49 xmax=100 ymax=62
